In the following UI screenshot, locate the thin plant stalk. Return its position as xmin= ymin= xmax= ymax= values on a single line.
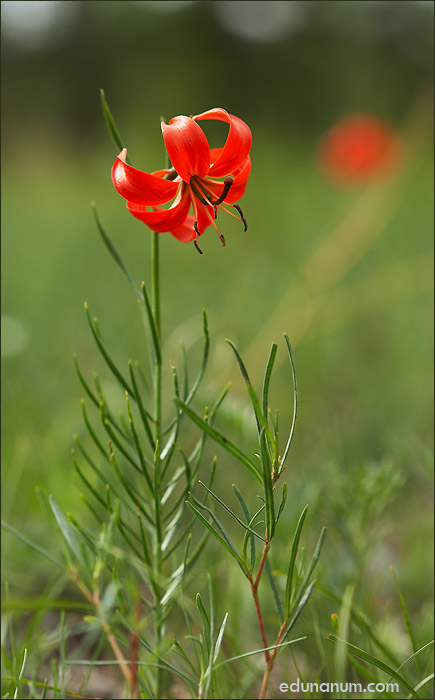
xmin=151 ymin=228 xmax=163 ymax=698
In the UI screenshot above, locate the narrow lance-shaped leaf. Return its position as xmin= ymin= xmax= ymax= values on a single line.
xmin=281 ymin=333 xmax=298 ymax=467
xmin=233 ymin=484 xmax=256 ymax=572
xmin=80 ymin=399 xmax=108 ymax=462
xmin=390 ymin=565 xmax=420 ymax=658
xmin=276 ymin=482 xmax=287 ymax=524
xmin=185 ymin=309 xmax=210 ymax=404
xmin=141 ymin=281 xmax=161 ymax=365
xmin=125 ymin=391 xmax=153 ymax=493
xmin=318 ymin=584 xmax=401 ymax=667
xmin=100 ymin=88 xmax=127 ymax=155
xmin=292 ymin=526 xmax=326 ymax=613
xmin=326 ymin=635 xmax=421 ymax=700
xmin=1 ymin=521 xmax=64 ymax=570
xmin=213 ymin=613 xmax=229 ymax=664
xmin=185 ymin=500 xmax=248 ymax=575
xmin=226 ymin=339 xmax=276 ymax=455
xmin=282 ymin=580 xmax=316 ymax=642
xmin=175 ymin=397 xmax=263 ymax=485
xmin=91 ymin=202 xmax=141 ymax=297
xmin=260 ymin=427 xmax=275 ymax=540
xmin=84 ymin=303 xmax=134 ymax=396
xmin=49 ymin=496 xmax=84 ymax=566
xmin=190 ymin=493 xmax=242 ymax=564
xmin=285 ymin=504 xmax=308 ymax=618
xmin=128 ymin=360 xmax=155 ymax=449
xmin=196 ymin=593 xmax=211 ymax=655
xmin=214 ymin=636 xmax=306 ymax=669
xmin=99 ymin=394 xmax=143 ymax=475
xmin=73 ymin=354 xmax=100 ymax=410
xmin=199 ymin=481 xmax=265 ymax=542
xmin=262 ymin=342 xmax=278 ymax=423
xmin=265 ymin=557 xmax=285 ymax=622
xmin=180 ymin=342 xmax=189 ymax=400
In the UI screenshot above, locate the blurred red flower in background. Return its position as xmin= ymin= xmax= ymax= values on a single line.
xmin=112 ymin=108 xmax=252 ymax=249
xmin=317 ymin=114 xmax=401 ymax=184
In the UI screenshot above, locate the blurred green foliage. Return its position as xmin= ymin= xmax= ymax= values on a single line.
xmin=1 ymin=1 xmax=433 ymax=694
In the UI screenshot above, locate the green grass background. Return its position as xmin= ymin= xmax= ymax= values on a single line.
xmin=1 ymin=1 xmax=433 ymax=696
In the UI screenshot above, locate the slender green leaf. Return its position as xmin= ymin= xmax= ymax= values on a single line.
xmin=376 ymin=640 xmax=434 ymax=700
xmin=292 ymin=526 xmax=326 ymax=613
xmin=283 ymin=580 xmax=316 ymax=641
xmin=326 ymin=635 xmax=421 ymax=699
xmin=13 ymin=648 xmax=27 ymax=699
xmin=412 ymin=673 xmax=434 ymax=695
xmin=334 ymin=584 xmax=355 ymax=682
xmin=260 ymin=428 xmax=275 ymax=540
xmin=141 ymin=281 xmax=161 ymax=365
xmin=318 ymin=584 xmax=401 ymax=667
xmin=49 ymin=496 xmax=83 ymax=564
xmin=2 ymin=676 xmax=92 ymax=699
xmin=185 ymin=309 xmax=210 ymax=404
xmin=215 ymin=636 xmax=306 ymax=668
xmin=99 ymin=394 xmax=144 ymax=475
xmin=100 ymin=88 xmax=126 ymax=154
xmin=91 ymin=202 xmax=140 ymax=296
xmin=84 ymin=303 xmax=134 ymax=395
xmin=285 ymin=505 xmax=308 ymax=618
xmin=281 ymin=334 xmax=298 ymax=466
xmin=185 ymin=501 xmax=247 ymax=574
xmin=128 ymin=360 xmax=155 ymax=449
xmin=199 ymin=482 xmax=264 ymax=542
xmin=233 ymin=484 xmax=256 ymax=572
xmin=196 ymin=593 xmax=211 ymax=655
xmin=175 ymin=398 xmax=262 ymax=484
xmin=265 ymin=557 xmax=285 ymax=622
xmin=73 ymin=354 xmax=99 ymax=410
xmin=125 ymin=391 xmax=152 ymax=492
xmin=390 ymin=566 xmax=419 ymax=657
xmin=262 ymin=342 xmax=278 ymax=422
xmin=276 ymin=482 xmax=287 ymax=524
xmin=213 ymin=613 xmax=229 ymax=664
xmin=1 ymin=521 xmax=64 ymax=570
xmin=226 ymin=339 xmax=275 ymax=452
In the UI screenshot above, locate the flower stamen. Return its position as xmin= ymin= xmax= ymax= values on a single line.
xmin=218 ymin=203 xmax=248 ymax=232
xmin=210 ymin=176 xmax=234 ymax=205
xmin=194 ymin=239 xmax=203 ymax=254
xmin=190 ymin=180 xmax=210 ymax=206
xmin=232 ymin=203 xmax=248 ymax=232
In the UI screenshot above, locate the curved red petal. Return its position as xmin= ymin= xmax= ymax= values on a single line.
xmin=225 ymin=155 xmax=252 ymax=203
xmin=169 ymin=215 xmax=198 ymax=242
xmin=161 ymin=116 xmax=210 ymax=183
xmin=112 ymin=149 xmax=178 ymax=206
xmin=193 ymin=108 xmax=252 ymax=177
xmin=198 ymin=155 xmax=252 ymax=204
xmin=126 ymin=184 xmax=191 ymax=233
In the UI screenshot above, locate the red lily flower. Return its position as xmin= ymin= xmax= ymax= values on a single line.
xmin=317 ymin=114 xmax=401 ymax=184
xmin=112 ymin=107 xmax=252 ymax=251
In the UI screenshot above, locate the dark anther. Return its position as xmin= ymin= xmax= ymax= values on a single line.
xmin=211 ymin=176 xmax=234 ymax=206
xmin=213 ymin=205 xmax=218 ymax=220
xmin=194 ymin=239 xmax=203 ymax=255
xmin=163 ymin=167 xmax=178 ymax=181
xmin=232 ymin=204 xmax=248 ymax=232
xmin=194 ymin=221 xmax=201 ymax=237
xmin=219 ymin=233 xmax=226 ymax=247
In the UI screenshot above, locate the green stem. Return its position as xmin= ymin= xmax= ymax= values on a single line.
xmin=151 ymin=229 xmax=163 ymax=698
